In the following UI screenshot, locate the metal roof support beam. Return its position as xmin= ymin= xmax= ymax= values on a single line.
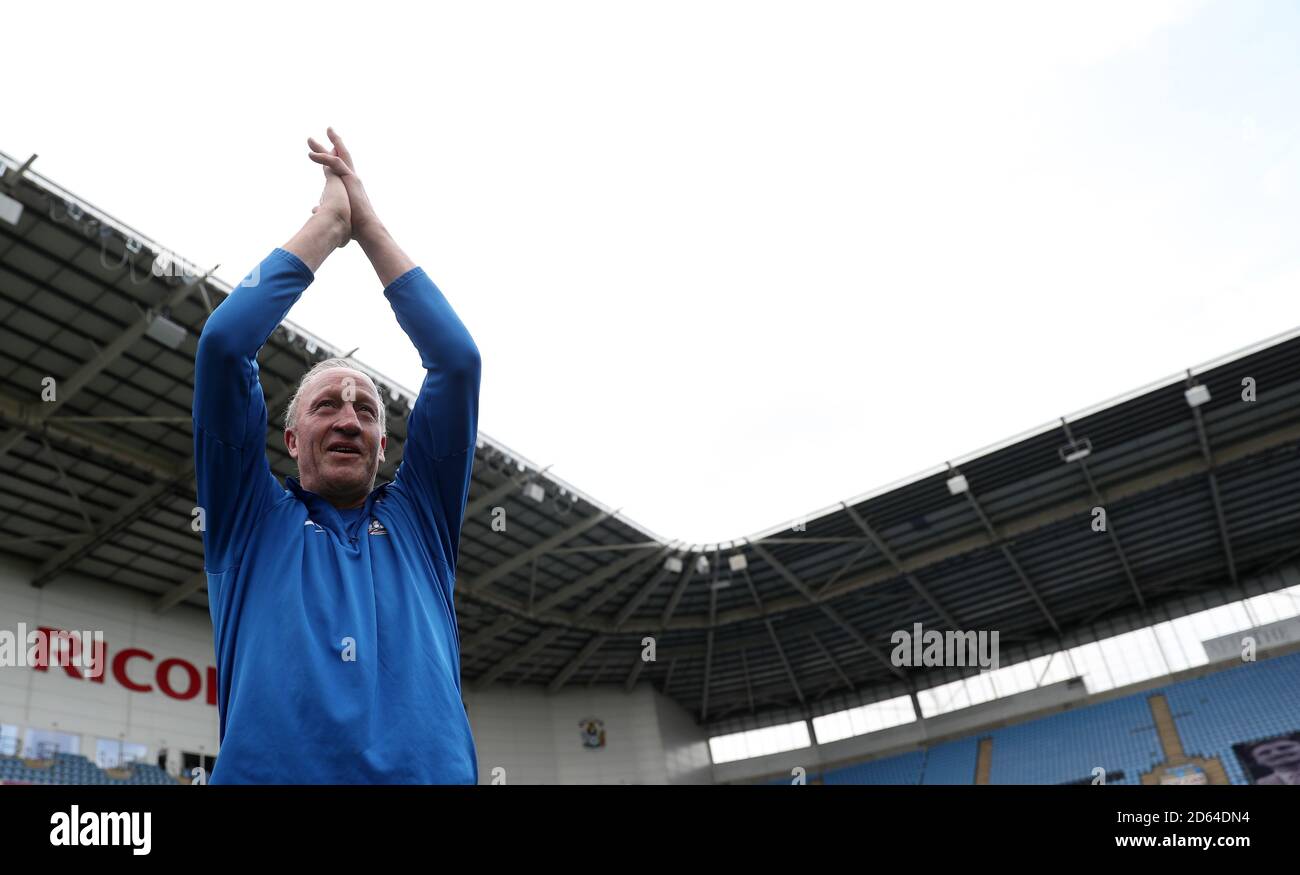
xmin=0 ymin=267 xmax=214 ymax=464
xmin=1061 ymin=419 xmax=1146 ymax=608
xmin=946 ymin=463 xmax=1062 ymax=636
xmin=775 ymin=419 xmax=1300 ymax=624
xmin=663 ymin=658 xmax=678 ymax=696
xmin=461 ymin=545 xmax=673 ymax=659
xmin=474 ymin=626 xmax=566 ymax=689
xmin=37 ymin=436 xmax=94 ymax=532
xmin=462 ymin=464 xmax=552 ymax=519
xmin=741 ymin=548 xmax=906 ymax=683
xmin=701 ymin=588 xmax=717 ymax=721
xmin=460 ymin=617 xmax=523 ymax=655
xmin=0 ymin=153 xmax=38 ymax=190
xmin=739 ymin=647 xmax=755 ymax=714
xmin=551 ymin=541 xmax=663 ymax=555
xmin=659 ymin=553 xmax=699 ymax=626
xmin=817 ymin=604 xmax=910 ymax=682
xmin=623 ymin=653 xmax=648 ymax=691
xmin=0 ymin=531 xmax=88 ymax=549
xmin=808 ymin=633 xmax=855 ymax=692
xmin=35 ymin=460 xmax=195 ymax=590
xmin=577 ymin=547 xmax=681 ymax=620
xmin=747 ymin=537 xmax=917 ymax=684
xmin=738 ymin=566 xmax=765 ymax=613
xmin=747 ymin=542 xmax=821 ymax=602
xmin=152 ymin=570 xmax=209 ymax=615
xmin=613 ymin=558 xmax=688 ymax=629
xmin=48 ymin=416 xmax=193 ymax=424
xmin=1185 ymin=375 xmax=1240 ymax=591
xmin=816 ymin=544 xmax=873 ymax=598
xmin=547 ymin=633 xmax=606 ymax=693
xmin=538 ymin=543 xmax=674 ymax=618
xmin=837 ymin=505 xmax=962 ymax=629
xmin=463 ymin=509 xmax=618 ymax=595
xmin=737 ymin=537 xmax=873 ymax=546
xmin=0 ymin=393 xmax=179 ymax=481
xmin=763 ymin=619 xmax=804 ymax=704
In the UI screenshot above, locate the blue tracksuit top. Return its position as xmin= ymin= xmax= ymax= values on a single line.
xmin=192 ymin=247 xmax=480 ymax=784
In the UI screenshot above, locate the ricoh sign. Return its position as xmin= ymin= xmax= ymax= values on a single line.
xmin=1 ymin=623 xmax=217 ymax=707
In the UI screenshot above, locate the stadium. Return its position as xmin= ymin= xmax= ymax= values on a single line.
xmin=0 ymin=146 xmax=1297 ymax=789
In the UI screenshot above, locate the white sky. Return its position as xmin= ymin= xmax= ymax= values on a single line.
xmin=6 ymin=0 xmax=1300 ymax=544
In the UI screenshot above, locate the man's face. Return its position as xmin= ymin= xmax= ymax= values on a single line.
xmin=1252 ymin=738 xmax=1300 ymax=769
xmin=285 ymin=367 xmax=387 ymax=508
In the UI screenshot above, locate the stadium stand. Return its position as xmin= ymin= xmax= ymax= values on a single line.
xmin=918 ymin=737 xmax=980 ymax=785
xmin=986 ymin=696 xmax=1163 ymax=785
xmin=807 ymin=649 xmax=1300 ymax=785
xmin=0 ymin=751 xmax=177 ymax=786
xmin=1165 ymin=653 xmax=1300 ymax=785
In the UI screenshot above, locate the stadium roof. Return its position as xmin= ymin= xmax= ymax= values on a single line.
xmin=2 ymin=146 xmax=1299 ymax=729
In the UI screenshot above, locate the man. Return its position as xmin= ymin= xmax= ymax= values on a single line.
xmin=1249 ymin=735 xmax=1300 ymax=785
xmin=193 ymin=128 xmax=481 ymax=783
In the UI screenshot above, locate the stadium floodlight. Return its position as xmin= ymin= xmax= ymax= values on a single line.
xmin=0 ymin=191 xmax=23 ymax=226
xmin=728 ymin=553 xmax=747 ymax=572
xmin=1059 ymin=437 xmax=1092 ymax=464
xmin=695 ymin=555 xmax=710 ymax=575
xmin=145 ymin=313 xmax=187 ymax=350
xmin=522 ymin=482 xmax=545 ymax=503
xmin=946 ymin=473 xmax=968 ymax=496
xmin=1185 ymin=384 xmax=1211 ymax=408
xmin=664 ymin=555 xmax=684 ymax=573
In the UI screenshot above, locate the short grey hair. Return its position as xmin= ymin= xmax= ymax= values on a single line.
xmin=284 ymin=357 xmax=387 ymax=435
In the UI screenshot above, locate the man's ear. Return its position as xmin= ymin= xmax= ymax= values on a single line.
xmin=285 ymin=427 xmax=299 ymax=459
xmin=378 ymin=434 xmax=387 ymax=463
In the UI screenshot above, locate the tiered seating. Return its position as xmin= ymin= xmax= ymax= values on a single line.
xmin=918 ymin=736 xmax=979 ymax=784
xmin=0 ymin=752 xmax=178 ymax=785
xmin=986 ymin=695 xmax=1163 ymax=784
xmin=0 ymin=755 xmax=54 ymax=784
xmin=779 ymin=650 xmax=1300 ymax=785
xmin=1165 ymin=653 xmax=1300 ymax=785
xmin=823 ymin=750 xmax=925 ymax=784
xmin=122 ymin=763 xmax=176 ymax=785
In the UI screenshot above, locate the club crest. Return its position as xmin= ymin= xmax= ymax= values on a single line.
xmin=578 ymin=717 xmax=606 ymax=749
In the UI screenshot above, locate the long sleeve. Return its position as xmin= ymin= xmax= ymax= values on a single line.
xmin=193 ymin=247 xmax=313 ymax=573
xmin=383 ymin=266 xmax=482 ymax=575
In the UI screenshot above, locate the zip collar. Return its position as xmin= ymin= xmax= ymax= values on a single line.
xmin=285 ymin=476 xmax=391 ymax=536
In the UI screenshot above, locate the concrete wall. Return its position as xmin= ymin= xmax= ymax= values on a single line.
xmin=464 ymin=682 xmax=710 ymax=784
xmin=0 ymin=553 xmax=220 ymax=771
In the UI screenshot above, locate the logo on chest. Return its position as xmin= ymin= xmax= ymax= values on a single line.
xmin=368 ymin=518 xmax=388 ymax=536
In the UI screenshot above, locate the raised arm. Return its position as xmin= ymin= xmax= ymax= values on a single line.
xmin=382 ymin=261 xmax=482 ymax=575
xmin=309 ymin=129 xmax=482 ymax=573
xmin=284 ymin=169 xmax=352 ymax=272
xmin=307 ymin=128 xmax=413 ymax=287
xmin=193 ymin=169 xmax=349 ymax=573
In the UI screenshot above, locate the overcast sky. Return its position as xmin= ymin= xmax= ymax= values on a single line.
xmin=5 ymin=0 xmax=1299 ymax=544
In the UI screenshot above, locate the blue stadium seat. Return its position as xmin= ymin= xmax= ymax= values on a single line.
xmin=800 ymin=650 xmax=1300 ymax=785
